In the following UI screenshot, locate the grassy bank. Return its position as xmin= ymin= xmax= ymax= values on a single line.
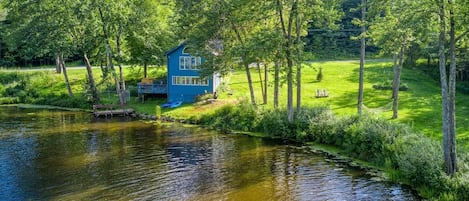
xmin=195 ymin=102 xmax=469 ymax=200
xmin=1 ymin=60 xmax=469 ymax=149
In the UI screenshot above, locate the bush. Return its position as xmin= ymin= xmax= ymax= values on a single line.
xmin=200 ymin=104 xmax=469 ymax=200
xmin=316 ymin=67 xmax=323 ymax=82
xmin=342 ymin=115 xmax=409 ymax=165
xmin=199 ymin=100 xmax=258 ymax=132
xmin=395 ymin=134 xmax=444 ymax=190
xmin=372 ymin=80 xmax=409 ymax=91
xmin=259 ymin=109 xmax=292 ymax=139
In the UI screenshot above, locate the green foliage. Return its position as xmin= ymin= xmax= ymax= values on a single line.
xmin=199 ymin=100 xmax=259 ymax=132
xmin=0 ymin=71 xmax=91 ymax=108
xmin=316 ymin=67 xmax=323 ymax=82
xmin=372 ymin=80 xmax=409 ymax=91
xmin=200 ymin=104 xmax=469 ymax=199
xmin=343 ymin=115 xmax=409 ymax=165
xmin=259 ymin=109 xmax=292 ymax=139
xmin=394 ymin=134 xmax=444 ymax=188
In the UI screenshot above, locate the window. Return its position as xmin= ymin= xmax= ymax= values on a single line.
xmin=172 ymin=76 xmax=209 ymax=86
xmin=179 ymin=56 xmax=201 ymax=70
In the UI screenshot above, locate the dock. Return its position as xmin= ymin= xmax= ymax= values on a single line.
xmin=93 ymin=105 xmax=136 ymax=117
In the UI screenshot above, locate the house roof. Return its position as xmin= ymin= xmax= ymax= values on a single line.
xmin=165 ymin=42 xmax=187 ymax=56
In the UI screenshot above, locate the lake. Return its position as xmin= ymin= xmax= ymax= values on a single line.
xmin=0 ymin=106 xmax=418 ymax=200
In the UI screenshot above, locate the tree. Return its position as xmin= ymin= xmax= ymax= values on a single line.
xmin=368 ymin=0 xmax=428 ymax=119
xmin=357 ymin=0 xmax=366 ymax=115
xmin=126 ymin=0 xmax=174 ymax=78
xmin=3 ymin=0 xmax=79 ymax=97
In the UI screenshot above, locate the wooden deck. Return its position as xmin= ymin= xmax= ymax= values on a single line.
xmin=93 ymin=105 xmax=136 ymax=117
xmin=137 ymin=83 xmax=167 ymax=94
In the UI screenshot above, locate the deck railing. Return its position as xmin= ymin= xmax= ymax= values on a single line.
xmin=137 ymin=83 xmax=167 ymax=94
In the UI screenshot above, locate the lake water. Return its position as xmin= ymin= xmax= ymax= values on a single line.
xmin=0 ymin=107 xmax=419 ymax=200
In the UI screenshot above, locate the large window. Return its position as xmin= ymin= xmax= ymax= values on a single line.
xmin=172 ymin=76 xmax=209 ymax=86
xmin=179 ymin=56 xmax=202 ymax=70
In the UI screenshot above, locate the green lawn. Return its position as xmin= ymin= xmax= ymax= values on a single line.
xmin=173 ymin=59 xmax=469 ymax=151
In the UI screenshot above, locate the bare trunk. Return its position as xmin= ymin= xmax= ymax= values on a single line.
xmin=98 ymin=5 xmax=123 ymax=105
xmin=144 ymin=62 xmax=148 ymax=78
xmin=286 ymin=1 xmax=297 ymax=122
xmin=60 ymin=54 xmax=73 ymax=97
xmin=232 ymin=22 xmax=256 ymax=105
xmin=257 ymin=62 xmax=265 ymax=104
xmin=296 ymin=13 xmax=302 ymax=114
xmin=438 ymin=0 xmax=452 ymax=176
xmin=245 ymin=62 xmax=256 ymax=105
xmin=287 ymin=54 xmax=294 ymax=122
xmin=357 ymin=0 xmax=366 ymax=115
xmin=84 ymin=53 xmax=100 ymax=104
xmin=392 ymin=48 xmax=404 ymax=119
xmin=55 ymin=55 xmax=61 ymax=74
xmin=447 ymin=0 xmax=457 ymax=175
xmin=107 ymin=45 xmax=124 ymax=105
xmin=264 ymin=63 xmax=268 ymax=105
xmin=274 ymin=61 xmax=280 ymax=109
xmin=116 ymin=22 xmax=126 ymax=104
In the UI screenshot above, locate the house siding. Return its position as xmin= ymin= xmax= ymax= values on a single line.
xmin=166 ymin=44 xmax=220 ymax=103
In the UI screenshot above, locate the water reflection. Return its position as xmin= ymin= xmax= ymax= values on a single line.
xmin=0 ymin=107 xmax=418 ymax=200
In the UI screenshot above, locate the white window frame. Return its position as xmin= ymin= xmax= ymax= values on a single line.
xmin=172 ymin=76 xmax=209 ymax=86
xmin=179 ymin=56 xmax=201 ymax=70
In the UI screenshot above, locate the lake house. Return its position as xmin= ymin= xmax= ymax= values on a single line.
xmin=166 ymin=43 xmax=221 ymax=103
xmin=138 ymin=43 xmax=221 ymax=103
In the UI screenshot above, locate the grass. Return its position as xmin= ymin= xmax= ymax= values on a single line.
xmin=2 ymin=59 xmax=469 ymax=151
xmin=169 ymin=59 xmax=469 ymax=152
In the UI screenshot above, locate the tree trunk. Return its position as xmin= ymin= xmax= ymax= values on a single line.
xmin=438 ymin=0 xmax=452 ymax=176
xmin=296 ymin=13 xmax=302 ymax=114
xmin=116 ymin=21 xmax=127 ymax=105
xmin=392 ymin=48 xmax=404 ymax=119
xmin=231 ymin=22 xmax=256 ymax=105
xmin=107 ymin=45 xmax=124 ymax=105
xmin=277 ymin=0 xmax=296 ymax=122
xmin=257 ymin=62 xmax=266 ymax=104
xmin=55 ymin=54 xmax=61 ymax=74
xmin=357 ymin=0 xmax=366 ymax=115
xmin=98 ymin=5 xmax=124 ymax=105
xmin=244 ymin=62 xmax=256 ymax=105
xmin=286 ymin=50 xmax=294 ymax=122
xmin=60 ymin=54 xmax=73 ymax=97
xmin=286 ymin=1 xmax=297 ymax=122
xmin=264 ymin=63 xmax=268 ymax=105
xmin=447 ymin=0 xmax=457 ymax=175
xmin=84 ymin=53 xmax=100 ymax=104
xmin=144 ymin=62 xmax=148 ymax=78
xmin=274 ymin=61 xmax=280 ymax=109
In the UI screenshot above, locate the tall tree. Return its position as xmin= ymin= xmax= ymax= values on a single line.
xmin=126 ymin=0 xmax=174 ymax=78
xmin=3 ymin=0 xmax=78 ymax=96
xmin=357 ymin=0 xmax=366 ymax=115
xmin=368 ymin=0 xmax=427 ymax=119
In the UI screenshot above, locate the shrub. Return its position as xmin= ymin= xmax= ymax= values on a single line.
xmin=299 ymin=106 xmax=336 ymax=142
xmin=316 ymin=67 xmax=323 ymax=82
xmin=395 ymin=133 xmax=444 ymax=189
xmin=342 ymin=115 xmax=407 ymax=165
xmin=372 ymin=80 xmax=409 ymax=91
xmin=259 ymin=109 xmax=292 ymax=139
xmin=199 ymin=100 xmax=258 ymax=132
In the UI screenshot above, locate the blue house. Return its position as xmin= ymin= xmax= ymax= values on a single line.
xmin=165 ymin=43 xmax=221 ymax=103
